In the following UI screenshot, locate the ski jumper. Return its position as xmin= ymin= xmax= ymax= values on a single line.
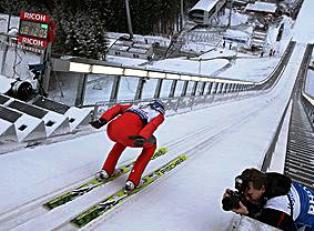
xmin=99 ymin=103 xmax=164 ymax=186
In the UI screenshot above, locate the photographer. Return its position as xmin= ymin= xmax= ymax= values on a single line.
xmin=222 ymin=168 xmax=314 ymax=231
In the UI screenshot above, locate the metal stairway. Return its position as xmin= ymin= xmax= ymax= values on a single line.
xmin=285 ymin=99 xmax=314 ymax=188
xmin=0 ymin=94 xmax=91 ymax=150
xmin=284 ymin=44 xmax=314 ymax=188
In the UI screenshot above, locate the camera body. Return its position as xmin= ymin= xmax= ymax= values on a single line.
xmin=222 ymin=190 xmax=243 ymax=211
xmin=222 ymin=174 xmax=249 ymax=211
xmin=10 ymin=80 xmax=33 ymax=101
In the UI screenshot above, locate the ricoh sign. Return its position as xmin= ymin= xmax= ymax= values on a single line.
xmin=18 ymin=11 xmax=56 ymax=52
xmin=20 ymin=12 xmax=50 ymax=23
xmin=18 ymin=36 xmax=48 ymax=48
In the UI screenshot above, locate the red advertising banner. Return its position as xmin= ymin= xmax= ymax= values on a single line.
xmin=18 ymin=35 xmax=48 ymax=49
xmin=18 ymin=11 xmax=56 ymax=53
xmin=20 ymin=11 xmax=50 ymax=23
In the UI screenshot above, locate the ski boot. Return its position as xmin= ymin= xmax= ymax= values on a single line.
xmin=97 ymin=170 xmax=110 ymax=181
xmin=124 ymin=180 xmax=135 ymax=192
xmin=124 ymin=179 xmax=145 ymax=192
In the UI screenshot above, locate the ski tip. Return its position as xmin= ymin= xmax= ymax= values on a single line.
xmin=159 ymin=146 xmax=168 ymax=152
xmin=152 ymin=146 xmax=169 ymax=159
xmin=180 ymin=154 xmax=188 ymax=160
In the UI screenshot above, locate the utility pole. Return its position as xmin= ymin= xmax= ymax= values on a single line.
xmin=41 ymin=42 xmax=52 ymax=97
xmin=1 ymin=6 xmax=11 ymax=75
xmin=125 ymin=0 xmax=133 ymax=40
xmin=180 ymin=0 xmax=184 ymax=30
xmin=7 ymin=14 xmax=11 ymax=33
xmin=198 ymin=58 xmax=202 ymax=75
xmin=228 ymin=0 xmax=234 ymax=28
xmin=6 ymin=2 xmax=12 ymax=33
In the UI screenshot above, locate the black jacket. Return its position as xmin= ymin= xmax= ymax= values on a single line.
xmin=257 ymin=172 xmax=296 ymax=231
xmin=265 ymin=172 xmax=291 ymax=199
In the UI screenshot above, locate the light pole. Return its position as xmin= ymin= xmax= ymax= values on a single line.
xmin=1 ymin=5 xmax=11 ymax=75
xmin=228 ymin=0 xmax=234 ymax=28
xmin=7 ymin=13 xmax=11 ymax=33
xmin=198 ymin=58 xmax=202 ymax=75
xmin=6 ymin=1 xmax=12 ymax=33
xmin=180 ymin=0 xmax=184 ymax=30
xmin=125 ymin=0 xmax=133 ymax=40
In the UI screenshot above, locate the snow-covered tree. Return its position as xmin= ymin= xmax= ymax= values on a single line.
xmin=51 ymin=0 xmax=109 ymax=59
xmin=0 ymin=0 xmax=28 ymax=14
xmin=0 ymin=0 xmax=202 ymax=53
xmin=62 ymin=9 xmax=109 ymax=59
xmin=105 ymin=0 xmax=128 ymax=33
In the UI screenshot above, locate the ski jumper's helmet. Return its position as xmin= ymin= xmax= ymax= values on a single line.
xmin=150 ymin=99 xmax=165 ymax=114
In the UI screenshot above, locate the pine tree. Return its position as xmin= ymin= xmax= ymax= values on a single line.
xmin=1 ymin=0 xmax=197 ymax=53
xmin=130 ymin=0 xmax=146 ymax=35
xmin=0 ymin=0 xmax=28 ymax=14
xmin=106 ymin=0 xmax=127 ymax=33
xmin=51 ymin=0 xmax=109 ymax=59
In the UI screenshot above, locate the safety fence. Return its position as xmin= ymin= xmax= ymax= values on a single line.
xmin=48 ymin=40 xmax=295 ymax=120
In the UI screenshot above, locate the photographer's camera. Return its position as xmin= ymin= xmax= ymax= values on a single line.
xmin=222 ymin=190 xmax=242 ymax=211
xmin=222 ymin=175 xmax=248 ymax=211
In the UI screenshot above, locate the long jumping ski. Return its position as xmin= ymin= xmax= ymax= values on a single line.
xmin=70 ymin=154 xmax=188 ymax=228
xmin=44 ymin=147 xmax=168 ymax=210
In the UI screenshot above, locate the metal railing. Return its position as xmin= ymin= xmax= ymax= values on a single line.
xmin=302 ymin=93 xmax=314 ymax=131
xmin=0 ymin=33 xmax=297 ymax=125
xmin=47 ymin=40 xmax=295 ymax=118
xmin=261 ymin=43 xmax=313 ymax=172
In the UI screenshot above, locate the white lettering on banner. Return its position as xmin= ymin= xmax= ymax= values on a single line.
xmin=24 ymin=12 xmax=47 ymax=22
xmin=303 ymin=187 xmax=314 ymax=215
xmin=22 ymin=37 xmax=44 ymax=47
xmin=21 ymin=45 xmax=44 ymax=54
xmin=309 ymin=205 xmax=314 ymax=216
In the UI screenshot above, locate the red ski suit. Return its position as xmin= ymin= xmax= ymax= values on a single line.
xmin=100 ymin=103 xmax=164 ymax=186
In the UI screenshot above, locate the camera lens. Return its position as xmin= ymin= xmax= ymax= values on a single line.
xmin=222 ymin=192 xmax=241 ymax=211
xmin=222 ymin=197 xmax=237 ymax=211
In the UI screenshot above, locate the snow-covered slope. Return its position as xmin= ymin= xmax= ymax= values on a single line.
xmin=0 ymin=0 xmax=314 ymax=229
xmin=0 ymin=43 xmax=306 ymax=231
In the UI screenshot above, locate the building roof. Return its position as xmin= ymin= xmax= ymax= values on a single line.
xmin=128 ymin=48 xmax=148 ymax=54
xmin=245 ymin=1 xmax=277 ymax=13
xmin=190 ymin=0 xmax=220 ymax=12
xmin=223 ymin=29 xmax=250 ymax=43
xmin=110 ymin=45 xmax=129 ymax=51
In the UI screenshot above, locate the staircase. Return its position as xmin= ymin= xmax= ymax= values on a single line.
xmin=0 ymin=94 xmax=91 ymax=146
xmin=284 ymin=99 xmax=314 ymax=188
xmin=251 ymin=29 xmax=267 ymax=49
xmin=284 ymin=44 xmax=314 ymax=188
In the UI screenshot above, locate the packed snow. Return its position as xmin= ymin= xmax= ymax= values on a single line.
xmin=0 ymin=75 xmax=14 ymax=93
xmin=0 ymin=43 xmax=306 ymax=231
